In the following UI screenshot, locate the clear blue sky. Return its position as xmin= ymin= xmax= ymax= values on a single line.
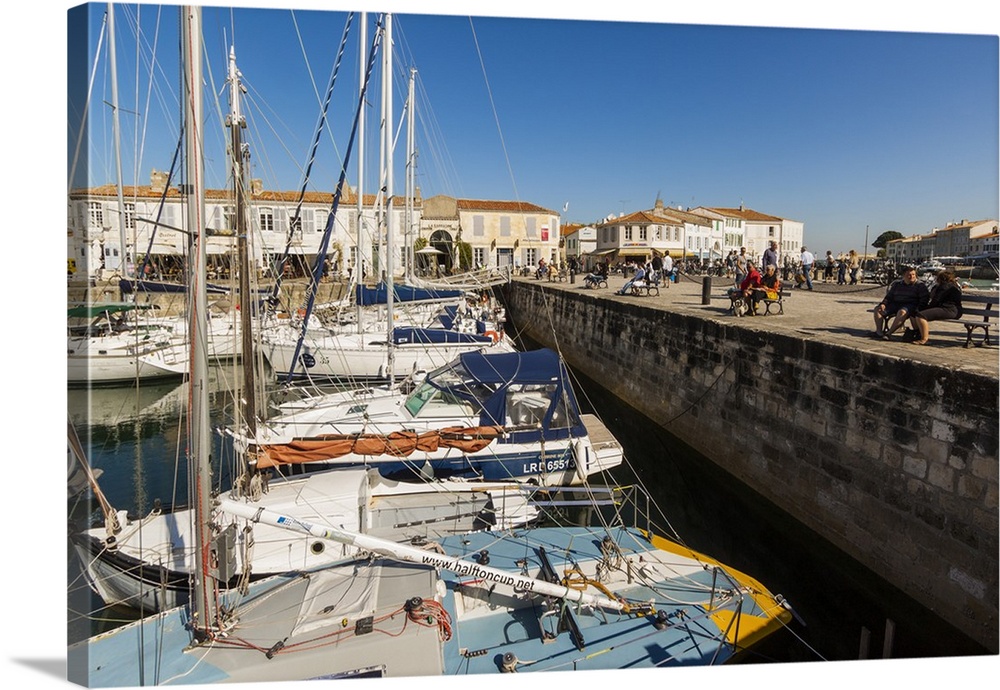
xmin=66 ymin=1 xmax=997 ymax=257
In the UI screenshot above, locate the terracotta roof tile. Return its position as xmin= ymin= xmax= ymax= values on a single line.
xmin=456 ymin=199 xmax=557 ymax=214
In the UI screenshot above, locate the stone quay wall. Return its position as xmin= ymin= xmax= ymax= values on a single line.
xmin=501 ymin=279 xmax=998 ymax=652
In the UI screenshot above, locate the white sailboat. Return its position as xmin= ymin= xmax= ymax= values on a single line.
xmin=67 ymin=303 xmax=187 ymax=386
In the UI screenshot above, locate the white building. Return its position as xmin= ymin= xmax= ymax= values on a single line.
xmin=692 ymin=205 xmax=804 ymax=265
xmin=67 ymin=173 xmax=559 ymax=281
xmin=562 ymin=223 xmax=597 ymax=264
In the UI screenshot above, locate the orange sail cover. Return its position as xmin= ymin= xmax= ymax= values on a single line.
xmin=256 ymin=426 xmax=506 ymax=468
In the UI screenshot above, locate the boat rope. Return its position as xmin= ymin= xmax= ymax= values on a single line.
xmin=269 ymin=12 xmax=355 ymax=306
xmin=283 ymin=15 xmax=384 ymax=387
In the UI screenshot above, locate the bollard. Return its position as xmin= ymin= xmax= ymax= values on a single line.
xmin=701 ymin=276 xmax=712 ymax=305
xmin=570 ymin=270 xmax=575 ymax=284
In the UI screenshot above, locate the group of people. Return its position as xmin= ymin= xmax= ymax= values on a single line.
xmin=614 ymin=254 xmax=674 ymax=295
xmin=872 ymin=267 xmax=963 ymax=345
xmin=730 ymin=260 xmax=782 ymax=315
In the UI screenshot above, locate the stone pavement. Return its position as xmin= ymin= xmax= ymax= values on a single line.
xmin=517 ymin=272 xmax=999 ymax=379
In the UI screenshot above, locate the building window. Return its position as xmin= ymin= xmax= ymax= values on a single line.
xmin=223 ymin=205 xmax=236 ymax=231
xmin=89 ymin=202 xmax=104 ymax=229
xmin=316 ymin=209 xmax=328 ymax=232
xmin=525 ymin=217 xmax=536 ymax=239
xmin=290 ymin=214 xmax=302 ymax=236
xmin=500 ymin=216 xmax=511 ymax=237
xmin=473 ymin=247 xmax=486 ymax=267
xmin=259 ymin=207 xmax=274 ymax=233
xmin=123 ymin=202 xmax=135 ymax=231
xmin=624 ymin=227 xmax=632 ymax=241
xmin=524 ymin=248 xmax=537 ymax=266
xmin=473 ymin=215 xmax=485 ymax=237
xmin=768 ymin=226 xmax=775 ymax=238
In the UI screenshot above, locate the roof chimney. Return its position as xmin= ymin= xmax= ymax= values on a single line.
xmin=150 ymin=169 xmax=168 ymax=192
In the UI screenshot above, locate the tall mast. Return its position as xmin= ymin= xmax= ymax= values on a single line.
xmin=355 ymin=12 xmax=366 ymax=333
xmin=405 ymin=66 xmax=416 ymax=281
xmin=108 ymin=3 xmax=129 ymax=277
xmin=227 ymin=46 xmax=257 ymax=442
xmin=382 ymin=14 xmax=395 ymax=380
xmin=181 ymin=4 xmax=213 ymax=641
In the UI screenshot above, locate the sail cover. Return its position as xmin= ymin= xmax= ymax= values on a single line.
xmin=356 ymin=282 xmax=463 ymax=306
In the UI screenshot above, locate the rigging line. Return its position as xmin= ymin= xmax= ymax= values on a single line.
xmin=283 ymin=14 xmax=385 ymax=388
xmin=290 ymin=8 xmax=346 ymax=168
xmin=468 ymin=16 xmax=520 ymax=203
xmin=68 ymin=10 xmax=108 ymax=192
xmin=270 ymin=12 xmax=355 ymax=304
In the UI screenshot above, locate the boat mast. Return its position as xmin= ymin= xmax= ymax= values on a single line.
xmin=181 ymin=4 xmax=214 ymax=641
xmin=355 ymin=12 xmax=366 ymax=334
xmin=405 ymin=66 xmax=416 ymax=282
xmin=227 ymin=46 xmax=257 ymax=443
xmin=382 ymin=13 xmax=395 ymax=380
xmin=108 ymin=3 xmax=129 ymax=278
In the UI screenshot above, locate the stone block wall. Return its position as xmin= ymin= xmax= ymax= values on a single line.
xmin=502 ymin=281 xmax=998 ymax=651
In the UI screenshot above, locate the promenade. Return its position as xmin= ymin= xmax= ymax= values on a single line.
xmin=518 ymin=272 xmax=998 ymax=379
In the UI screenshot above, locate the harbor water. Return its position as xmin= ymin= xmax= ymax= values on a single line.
xmin=67 ymin=361 xmax=990 ymax=665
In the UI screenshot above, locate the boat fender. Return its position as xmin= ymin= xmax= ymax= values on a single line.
xmin=572 ymin=439 xmax=588 ymax=481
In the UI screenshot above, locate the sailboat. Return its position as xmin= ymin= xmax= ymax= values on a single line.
xmin=70 ymin=11 xmax=796 ymax=685
xmin=237 ymin=347 xmax=625 ymax=485
xmin=67 ymin=302 xmax=187 ymax=386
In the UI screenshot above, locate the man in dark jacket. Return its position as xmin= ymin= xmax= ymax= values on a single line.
xmin=872 ymin=266 xmax=929 ymax=339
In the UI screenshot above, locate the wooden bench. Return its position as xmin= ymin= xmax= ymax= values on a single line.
xmin=629 ymin=279 xmax=660 ymax=297
xmin=954 ymin=292 xmax=996 ymax=348
xmin=760 ymin=286 xmax=789 ymax=315
xmin=726 ymin=286 xmax=786 ymax=316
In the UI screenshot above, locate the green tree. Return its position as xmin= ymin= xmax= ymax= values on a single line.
xmin=457 ymin=241 xmax=472 ymax=271
xmin=872 ymin=231 xmax=904 ymax=249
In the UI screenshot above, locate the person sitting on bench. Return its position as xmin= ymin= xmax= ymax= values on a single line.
xmin=747 ymin=263 xmax=781 ymax=314
xmin=908 ymin=270 xmax=963 ymax=345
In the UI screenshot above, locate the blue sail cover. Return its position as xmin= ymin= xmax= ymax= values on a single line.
xmin=356 ymin=282 xmax=463 ymax=306
xmin=424 ymin=348 xmax=585 ymax=443
xmin=391 ymin=327 xmax=492 ymax=345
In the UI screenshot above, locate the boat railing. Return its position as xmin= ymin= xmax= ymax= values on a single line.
xmin=527 ymin=482 xmax=653 ymax=535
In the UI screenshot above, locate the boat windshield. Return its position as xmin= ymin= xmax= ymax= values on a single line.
xmin=402 ymin=362 xmax=496 ymax=419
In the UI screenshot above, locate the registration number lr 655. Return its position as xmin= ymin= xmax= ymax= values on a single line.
xmin=520 ymin=457 xmax=574 ymax=474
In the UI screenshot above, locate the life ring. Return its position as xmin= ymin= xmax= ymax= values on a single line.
xmin=484 ymin=330 xmax=500 ymax=343
xmin=296 ymin=308 xmax=307 ymax=318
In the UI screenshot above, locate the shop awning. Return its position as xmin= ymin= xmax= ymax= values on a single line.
xmin=616 ymin=247 xmax=653 ymax=257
